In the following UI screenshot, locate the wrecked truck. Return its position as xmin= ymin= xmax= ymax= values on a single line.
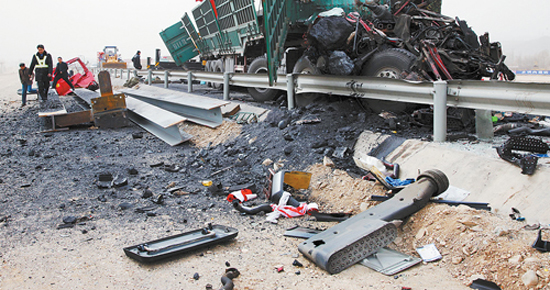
xmin=160 ymin=0 xmax=513 ymax=103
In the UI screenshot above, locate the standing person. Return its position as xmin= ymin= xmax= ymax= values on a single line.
xmin=28 ymin=44 xmax=53 ymax=101
xmin=51 ymin=57 xmax=75 ymax=91
xmin=132 ymin=50 xmax=142 ymax=70
xmin=18 ymin=63 xmax=34 ymax=107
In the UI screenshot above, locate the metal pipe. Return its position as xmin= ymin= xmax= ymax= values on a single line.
xmin=223 ymin=72 xmax=231 ymax=101
xmin=287 ymin=73 xmax=295 ymax=110
xmin=433 ymin=80 xmax=447 ymax=142
xmin=164 ymin=70 xmax=169 ymax=89
xmin=188 ymin=72 xmax=193 ymax=93
xmin=148 ymin=70 xmax=152 ymax=85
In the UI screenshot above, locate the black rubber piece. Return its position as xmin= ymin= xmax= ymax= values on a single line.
xmin=232 ymin=200 xmax=273 ymax=215
xmin=220 ymin=268 xmax=240 ymax=290
xmin=246 ymin=56 xmax=280 ymax=101
xmin=417 ymin=169 xmax=449 ymax=197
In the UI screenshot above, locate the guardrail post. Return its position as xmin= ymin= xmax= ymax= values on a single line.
xmin=223 ymin=72 xmax=231 ymax=101
xmin=433 ymin=80 xmax=447 ymax=142
xmin=148 ymin=70 xmax=152 ymax=85
xmin=188 ymin=72 xmax=193 ymax=93
xmin=164 ymin=70 xmax=170 ymax=88
xmin=475 ymin=109 xmax=494 ymax=142
xmin=287 ymin=73 xmax=295 ymax=110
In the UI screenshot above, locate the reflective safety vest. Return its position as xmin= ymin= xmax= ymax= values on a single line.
xmin=35 ymin=55 xmax=48 ymax=68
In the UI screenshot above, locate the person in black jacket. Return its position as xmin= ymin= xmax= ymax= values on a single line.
xmin=132 ymin=50 xmax=142 ymax=70
xmin=52 ymin=57 xmax=75 ymax=91
xmin=28 ymin=44 xmax=53 ymax=101
xmin=18 ymin=63 xmax=35 ymax=107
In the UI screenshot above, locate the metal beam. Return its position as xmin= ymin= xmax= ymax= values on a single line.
xmin=121 ymin=88 xmax=228 ymax=128
xmin=127 ymin=110 xmax=192 ymax=146
xmin=126 ymin=97 xmax=192 ymax=146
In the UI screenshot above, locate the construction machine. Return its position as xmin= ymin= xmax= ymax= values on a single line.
xmin=98 ymin=46 xmax=127 ymax=69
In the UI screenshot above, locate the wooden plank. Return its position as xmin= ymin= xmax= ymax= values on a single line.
xmin=222 ymin=103 xmax=241 ymax=117
xmin=126 ymin=97 xmax=187 ymax=128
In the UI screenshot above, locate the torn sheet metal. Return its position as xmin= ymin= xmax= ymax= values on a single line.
xmin=360 ymin=247 xmax=422 ymax=276
xmin=121 ymin=88 xmax=229 ymax=128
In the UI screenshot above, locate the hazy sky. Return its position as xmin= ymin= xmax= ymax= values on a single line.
xmin=1 ymin=0 xmax=549 ymax=72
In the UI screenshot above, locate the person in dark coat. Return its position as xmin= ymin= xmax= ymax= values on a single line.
xmin=28 ymin=44 xmax=53 ymax=101
xmin=18 ymin=63 xmax=35 ymax=106
xmin=132 ymin=50 xmax=142 ymax=70
xmin=51 ymin=57 xmax=75 ymax=91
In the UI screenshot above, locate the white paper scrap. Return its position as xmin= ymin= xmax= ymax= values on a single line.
xmin=416 ymin=243 xmax=442 ymax=262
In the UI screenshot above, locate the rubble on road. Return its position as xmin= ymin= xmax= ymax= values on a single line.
xmin=4 ymin=72 xmax=550 ymax=289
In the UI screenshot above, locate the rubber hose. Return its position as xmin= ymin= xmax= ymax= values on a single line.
xmin=232 ymin=200 xmax=273 ymax=215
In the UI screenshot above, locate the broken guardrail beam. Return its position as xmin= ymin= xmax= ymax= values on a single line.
xmin=298 ymin=169 xmax=449 ymax=274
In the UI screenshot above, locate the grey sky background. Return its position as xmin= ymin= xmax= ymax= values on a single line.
xmin=1 ymin=0 xmax=549 ymax=72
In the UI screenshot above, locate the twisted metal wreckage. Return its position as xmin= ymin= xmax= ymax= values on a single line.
xmin=303 ymin=1 xmax=515 ymax=83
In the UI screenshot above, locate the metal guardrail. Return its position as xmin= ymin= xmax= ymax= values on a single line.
xmin=95 ymin=67 xmax=550 ymax=142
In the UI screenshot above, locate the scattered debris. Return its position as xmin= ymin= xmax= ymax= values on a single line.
xmin=119 ymin=202 xmax=133 ymax=210
xmin=469 ymin=278 xmax=502 ymax=290
xmin=142 ymin=189 xmax=153 ymax=199
xmin=509 ymin=207 xmax=525 ymax=221
xmin=532 ymin=230 xmax=550 ymax=252
xmin=62 ymin=216 xmax=77 ymax=224
xmin=219 ymin=268 xmax=240 ymax=290
xmin=496 ymin=136 xmax=549 ymax=175
xmin=97 ymin=172 xmax=114 ymax=189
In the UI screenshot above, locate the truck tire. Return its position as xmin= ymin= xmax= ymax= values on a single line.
xmin=205 ymin=60 xmax=213 ymax=87
xmin=361 ymin=48 xmax=419 ymax=113
xmin=246 ymin=56 xmax=280 ymax=102
xmin=361 ymin=48 xmax=416 ymax=78
xmin=212 ymin=59 xmax=224 ymax=90
xmin=292 ymin=56 xmax=321 ymax=107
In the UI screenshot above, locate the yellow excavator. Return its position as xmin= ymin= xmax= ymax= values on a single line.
xmin=98 ymin=46 xmax=127 ymax=69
